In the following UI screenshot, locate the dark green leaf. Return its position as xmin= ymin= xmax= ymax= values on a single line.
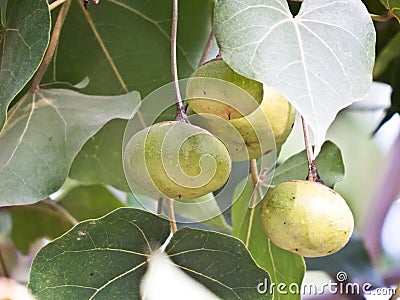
xmin=58 ymin=185 xmax=124 ymax=221
xmin=374 ymin=31 xmax=400 ymax=78
xmin=10 ymin=185 xmax=123 ymax=254
xmin=69 ymin=119 xmax=130 ymax=192
xmin=214 ymin=0 xmax=375 ymax=153
xmin=0 ymin=89 xmax=140 ymax=206
xmin=232 ymin=177 xmax=305 ymax=300
xmin=0 ymin=0 xmax=50 ymax=130
xmin=43 ymin=0 xmax=213 ymax=96
xmin=272 ymin=141 xmax=345 ymax=188
xmin=9 ymin=201 xmax=73 ymax=254
xmin=166 ymin=227 xmax=272 ymax=299
xmin=374 ymin=57 xmax=400 ymax=131
xmin=28 ymin=208 xmax=171 ymax=299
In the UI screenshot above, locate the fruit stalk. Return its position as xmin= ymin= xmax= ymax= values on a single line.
xmin=171 ymin=0 xmax=188 ymax=123
xmin=31 ymin=0 xmax=72 ymax=92
xmin=301 ymin=116 xmax=322 ymax=182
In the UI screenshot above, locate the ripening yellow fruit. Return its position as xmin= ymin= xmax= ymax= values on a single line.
xmin=260 ymin=180 xmax=354 ymax=257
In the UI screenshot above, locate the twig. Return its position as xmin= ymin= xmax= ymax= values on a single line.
xmin=49 ymin=0 xmax=68 ymax=10
xmin=171 ymin=0 xmax=188 ymax=123
xmin=198 ymin=30 xmax=214 ymax=67
xmin=166 ymin=198 xmax=177 ymax=234
xmin=0 ymin=249 xmax=9 ymax=278
xmin=245 ymin=159 xmax=259 ymax=247
xmin=157 ymin=198 xmax=164 ymax=215
xmin=42 ymin=198 xmax=78 ymax=225
xmin=370 ymin=12 xmax=393 ymax=22
xmin=31 ymin=0 xmax=71 ymax=92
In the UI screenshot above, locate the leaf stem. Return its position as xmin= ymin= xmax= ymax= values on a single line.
xmin=171 ymin=0 xmax=188 ymax=123
xmin=42 ymin=198 xmax=78 ymax=226
xmin=370 ymin=12 xmax=393 ymax=22
xmin=166 ymin=198 xmax=177 ymax=234
xmin=157 ymin=197 xmax=163 ymax=215
xmin=49 ymin=0 xmax=68 ymax=10
xmin=198 ymin=30 xmax=214 ymax=67
xmin=31 ymin=0 xmax=71 ymax=92
xmin=246 ymin=159 xmax=259 ymax=247
xmin=0 ymin=249 xmax=9 ymax=278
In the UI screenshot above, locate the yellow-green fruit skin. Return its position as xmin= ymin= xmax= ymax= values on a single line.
xmin=260 ymin=180 xmax=354 ymax=257
xmin=191 ymin=85 xmax=295 ymax=161
xmin=124 ymin=121 xmax=231 ymax=200
xmin=186 ymin=59 xmax=263 ymax=120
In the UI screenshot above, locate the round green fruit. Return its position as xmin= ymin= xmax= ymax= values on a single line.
xmin=260 ymin=180 xmax=354 ymax=257
xmin=190 ymin=85 xmax=295 ymax=161
xmin=123 ymin=121 xmax=231 ymax=200
xmin=186 ymin=59 xmax=263 ymax=120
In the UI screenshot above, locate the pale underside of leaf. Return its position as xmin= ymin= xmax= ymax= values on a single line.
xmin=214 ymin=0 xmax=375 ymax=155
xmin=0 ymin=89 xmax=140 ymax=206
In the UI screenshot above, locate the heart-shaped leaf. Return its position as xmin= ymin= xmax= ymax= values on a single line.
xmin=28 ymin=208 xmax=171 ymax=299
xmin=29 ymin=208 xmax=272 ymax=299
xmin=380 ymin=0 xmax=400 ymax=22
xmin=166 ymin=227 xmax=272 ymax=299
xmin=214 ymin=0 xmax=375 ymax=154
xmin=0 ymin=89 xmax=140 ymax=206
xmin=0 ymin=0 xmax=50 ymax=131
xmin=232 ymin=177 xmax=305 ymax=300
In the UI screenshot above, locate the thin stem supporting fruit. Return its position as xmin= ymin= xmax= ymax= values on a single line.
xmin=301 ymin=116 xmax=321 ymax=182
xmin=198 ymin=30 xmax=214 ymax=67
xmin=0 ymin=249 xmax=9 ymax=278
xmin=171 ymin=0 xmax=188 ymax=123
xmin=246 ymin=159 xmax=262 ymax=248
xmin=31 ymin=0 xmax=71 ymax=92
xmin=42 ymin=198 xmax=78 ymax=226
xmin=370 ymin=12 xmax=393 ymax=22
xmin=166 ymin=198 xmax=177 ymax=234
xmin=157 ymin=198 xmax=163 ymax=215
xmin=49 ymin=0 xmax=68 ymax=10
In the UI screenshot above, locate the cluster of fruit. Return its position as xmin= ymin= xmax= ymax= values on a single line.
xmin=123 ymin=58 xmax=354 ymax=258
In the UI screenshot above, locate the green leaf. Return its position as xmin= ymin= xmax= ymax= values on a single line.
xmin=0 ymin=89 xmax=140 ymax=206
xmin=43 ymin=0 xmax=213 ymax=96
xmin=232 ymin=178 xmax=305 ymax=300
xmin=374 ymin=31 xmax=400 ymax=78
xmin=380 ymin=0 xmax=400 ymax=22
xmin=214 ymin=0 xmax=375 ymax=153
xmin=29 ymin=208 xmax=269 ymax=299
xmin=58 ymin=185 xmax=124 ymax=221
xmin=166 ymin=227 xmax=272 ymax=299
xmin=272 ymin=141 xmax=345 ymax=188
xmin=69 ymin=119 xmax=130 ymax=192
xmin=0 ymin=0 xmax=50 ymax=131
xmin=9 ymin=201 xmax=73 ymax=254
xmin=28 ymin=208 xmax=171 ymax=299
